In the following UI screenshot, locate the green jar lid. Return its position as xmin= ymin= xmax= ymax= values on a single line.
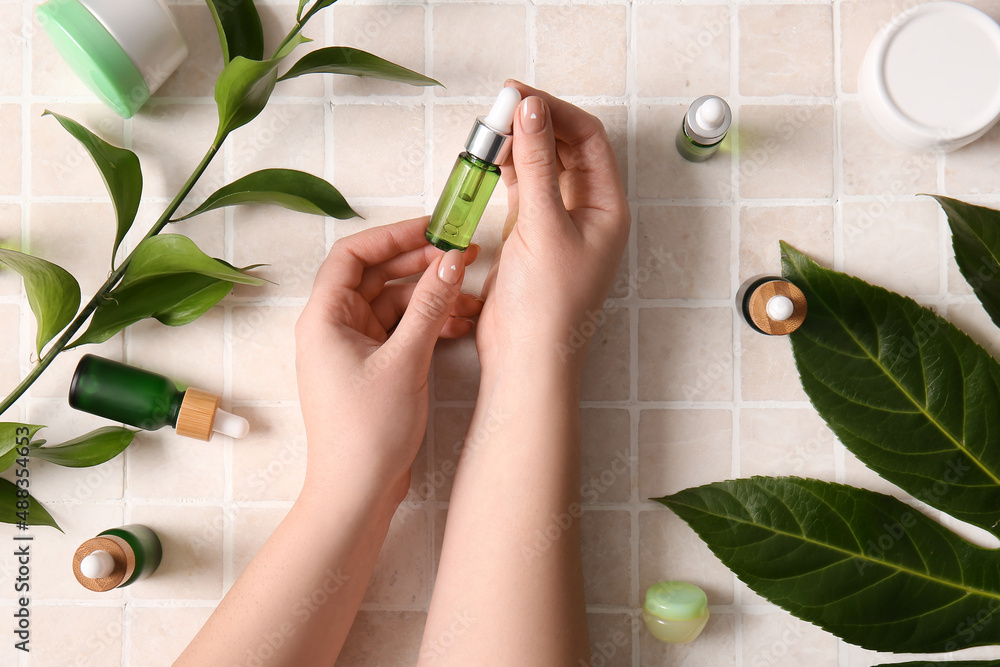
xmin=644 ymin=580 xmax=708 ymax=621
xmin=36 ymin=0 xmax=150 ymax=118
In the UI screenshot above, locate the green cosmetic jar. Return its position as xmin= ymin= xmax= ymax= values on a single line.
xmin=36 ymin=0 xmax=188 ymax=118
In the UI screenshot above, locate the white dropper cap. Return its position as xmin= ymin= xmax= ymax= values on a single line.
xmin=80 ymin=550 xmax=116 ymax=579
xmin=766 ymin=295 xmax=795 ymax=322
xmin=213 ymin=408 xmax=250 ymax=439
xmin=483 ymin=86 xmax=522 ymax=134
xmin=695 ymin=98 xmax=727 ymax=132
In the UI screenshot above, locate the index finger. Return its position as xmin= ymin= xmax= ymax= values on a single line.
xmin=313 ymin=216 xmax=431 ymax=292
xmin=503 ymin=80 xmax=610 ymax=152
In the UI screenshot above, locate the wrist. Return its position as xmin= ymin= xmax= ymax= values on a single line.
xmin=479 ymin=349 xmax=582 ymax=399
xmin=298 ymin=466 xmax=409 ymax=519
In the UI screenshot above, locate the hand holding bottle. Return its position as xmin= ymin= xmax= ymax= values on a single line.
xmin=294 ymin=217 xmax=482 ymax=498
xmin=476 ymin=82 xmax=630 ymax=374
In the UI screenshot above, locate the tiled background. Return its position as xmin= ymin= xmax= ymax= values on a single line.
xmin=3 ymin=0 xmax=1000 ymax=665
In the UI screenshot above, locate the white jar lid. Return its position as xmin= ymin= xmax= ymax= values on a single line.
xmin=859 ymin=1 xmax=1000 ymax=152
xmin=79 ymin=0 xmax=188 ymax=96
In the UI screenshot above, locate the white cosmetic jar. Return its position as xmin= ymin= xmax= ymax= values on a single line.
xmin=858 ymin=1 xmax=1000 ymax=152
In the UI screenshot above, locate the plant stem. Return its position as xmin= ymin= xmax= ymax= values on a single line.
xmin=0 ymin=144 xmax=220 ymax=418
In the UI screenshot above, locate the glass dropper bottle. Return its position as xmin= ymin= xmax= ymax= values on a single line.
xmin=68 ymin=354 xmax=249 ymax=441
xmin=425 ymin=86 xmax=522 ymax=251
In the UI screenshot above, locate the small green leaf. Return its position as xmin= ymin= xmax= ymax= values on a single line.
xmin=0 ymin=423 xmax=44 ymax=473
xmin=29 ymin=427 xmax=135 ymax=468
xmin=69 ymin=273 xmax=235 ymax=348
xmin=278 ymin=47 xmax=442 ymax=87
xmin=657 ymin=477 xmax=1000 ymax=653
xmin=0 ymin=478 xmax=61 ymax=531
xmin=43 ymin=111 xmax=142 ymax=266
xmin=214 ymin=34 xmax=310 ymax=143
xmin=0 ymin=249 xmax=81 ymax=356
xmin=296 ymin=0 xmax=310 ymax=20
xmin=300 ymin=0 xmax=338 ymax=23
xmin=930 ymin=195 xmax=1000 ymax=330
xmin=782 ymin=242 xmax=1000 ymax=536
xmin=177 ymin=169 xmax=359 ymax=220
xmin=118 ymin=235 xmax=264 ymax=290
xmin=206 ymin=0 xmax=264 ymax=63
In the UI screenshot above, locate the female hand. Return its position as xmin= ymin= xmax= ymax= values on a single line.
xmin=477 ymin=81 xmax=630 ymax=373
xmin=294 ymin=216 xmax=482 ymax=500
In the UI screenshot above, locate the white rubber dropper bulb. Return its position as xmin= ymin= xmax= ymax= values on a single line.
xmin=81 ymin=550 xmax=116 ymax=579
xmin=483 ymin=87 xmax=522 ymax=134
xmin=213 ymin=408 xmax=250 ymax=439
xmin=695 ymin=98 xmax=726 ymax=132
xmin=766 ymin=295 xmax=795 ymax=322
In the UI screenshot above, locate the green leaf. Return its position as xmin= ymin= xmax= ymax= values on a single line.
xmin=657 ymin=477 xmax=1000 ymax=653
xmin=781 ymin=242 xmax=1000 ymax=535
xmin=69 ymin=273 xmax=234 ymax=348
xmin=296 ymin=0 xmax=310 ymax=20
xmin=43 ymin=111 xmax=142 ymax=266
xmin=29 ymin=426 xmax=135 ymax=468
xmin=930 ymin=195 xmax=1000 ymax=331
xmin=177 ymin=169 xmax=359 ymax=220
xmin=0 ymin=423 xmax=44 ymax=473
xmin=0 ymin=249 xmax=81 ymax=356
xmin=206 ymin=0 xmax=264 ymax=63
xmin=0 ymin=478 xmax=61 ymax=531
xmin=300 ymin=0 xmax=338 ymax=23
xmin=214 ymin=34 xmax=310 ymax=143
xmin=118 ymin=234 xmax=264 ymax=290
xmin=278 ymin=47 xmax=441 ymax=87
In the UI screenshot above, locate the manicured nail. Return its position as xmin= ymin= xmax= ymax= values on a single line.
xmin=438 ymin=249 xmax=464 ymax=284
xmin=521 ymin=96 xmax=545 ymax=134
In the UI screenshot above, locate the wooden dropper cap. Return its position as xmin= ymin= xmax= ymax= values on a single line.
xmin=73 ymin=536 xmax=134 ymax=592
xmin=743 ymin=279 xmax=807 ymax=335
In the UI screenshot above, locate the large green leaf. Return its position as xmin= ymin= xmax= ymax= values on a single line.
xmin=29 ymin=427 xmax=135 ymax=468
xmin=118 ymin=234 xmax=264 ymax=290
xmin=0 ymin=423 xmax=44 ymax=473
xmin=43 ymin=112 xmax=142 ymax=265
xmin=657 ymin=477 xmax=1000 ymax=654
xmin=214 ymin=34 xmax=309 ymax=143
xmin=69 ymin=273 xmax=234 ymax=348
xmin=0 ymin=478 xmax=61 ymax=531
xmin=278 ymin=47 xmax=441 ymax=87
xmin=781 ymin=242 xmax=1000 ymax=535
xmin=206 ymin=0 xmax=264 ymax=63
xmin=176 ymin=169 xmax=359 ymax=220
xmin=931 ymin=196 xmax=1000 ymax=331
xmin=0 ymin=249 xmax=81 ymax=355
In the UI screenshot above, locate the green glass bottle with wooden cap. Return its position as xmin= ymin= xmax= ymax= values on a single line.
xmin=73 ymin=524 xmax=163 ymax=591
xmin=69 ymin=354 xmax=249 ymax=441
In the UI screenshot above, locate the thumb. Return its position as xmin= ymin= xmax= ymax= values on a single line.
xmin=385 ymin=249 xmax=465 ymax=369
xmin=513 ymin=96 xmax=566 ymax=224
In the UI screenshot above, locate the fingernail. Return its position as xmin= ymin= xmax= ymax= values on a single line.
xmin=438 ymin=249 xmax=464 ymax=284
xmin=521 ymin=96 xmax=545 ymax=134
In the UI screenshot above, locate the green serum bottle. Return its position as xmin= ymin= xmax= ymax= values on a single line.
xmin=73 ymin=524 xmax=163 ymax=591
xmin=676 ymin=95 xmax=732 ymax=163
xmin=68 ymin=354 xmax=249 ymax=441
xmin=425 ymin=86 xmax=522 ymax=251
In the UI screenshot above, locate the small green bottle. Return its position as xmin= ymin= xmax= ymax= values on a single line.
xmin=73 ymin=524 xmax=163 ymax=591
xmin=69 ymin=354 xmax=249 ymax=441
xmin=425 ymin=87 xmax=522 ymax=251
xmin=676 ymin=95 xmax=732 ymax=163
